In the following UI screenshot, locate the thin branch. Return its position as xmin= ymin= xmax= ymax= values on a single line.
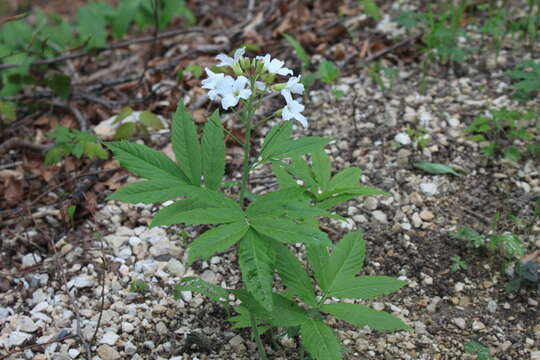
xmin=0 ymin=27 xmax=207 ymax=71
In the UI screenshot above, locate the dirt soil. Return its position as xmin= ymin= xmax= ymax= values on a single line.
xmin=0 ymin=0 xmax=539 ymax=359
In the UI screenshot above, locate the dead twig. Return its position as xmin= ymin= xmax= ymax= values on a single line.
xmin=0 ymin=137 xmax=51 ymax=154
xmin=342 ymin=33 xmax=423 ymax=68
xmin=0 ymin=27 xmax=208 ymax=71
xmin=0 ymin=334 xmax=77 ymax=360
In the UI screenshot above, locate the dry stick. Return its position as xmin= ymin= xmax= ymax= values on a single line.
xmin=0 ymin=27 xmax=208 ymax=71
xmin=139 ymin=0 xmax=161 ymax=86
xmin=342 ymin=33 xmax=423 ymax=68
xmin=0 ymin=137 xmax=51 ymax=154
xmin=25 ymin=206 xmax=93 ymax=359
xmin=51 ymin=100 xmax=88 ymax=131
xmin=89 ymin=238 xmax=107 ymax=348
xmin=0 ymin=335 xmax=77 ymax=360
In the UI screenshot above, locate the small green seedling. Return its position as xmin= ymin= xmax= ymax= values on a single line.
xmin=45 ymin=125 xmax=108 ymax=165
xmin=505 ymin=60 xmax=540 ymax=102
xmin=113 ymin=108 xmax=165 ymax=140
xmin=450 ymin=255 xmax=468 ymax=272
xmin=129 ymin=280 xmax=148 ymax=295
xmin=406 ymin=128 xmax=431 ymax=149
xmin=464 ymin=340 xmax=494 ymax=360
xmin=368 ymin=63 xmax=399 ymax=92
xmin=464 ymin=107 xmax=538 ymax=161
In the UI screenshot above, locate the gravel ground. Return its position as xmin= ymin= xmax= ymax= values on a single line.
xmin=2 ymin=4 xmax=540 ymax=360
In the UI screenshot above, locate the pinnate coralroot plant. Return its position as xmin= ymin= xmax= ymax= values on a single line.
xmin=106 ymin=48 xmax=410 ymax=359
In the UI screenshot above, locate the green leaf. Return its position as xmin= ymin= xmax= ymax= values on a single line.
xmin=188 ymin=221 xmax=249 ymax=264
xmin=260 ymin=120 xmax=293 ymax=161
xmin=184 ymin=64 xmax=204 ymax=78
xmin=266 ymin=137 xmax=331 ymax=160
xmin=139 ymin=111 xmax=164 ymax=130
xmin=321 ymin=303 xmax=411 ymax=331
xmin=246 ymin=187 xmax=307 ymax=217
xmin=489 ymin=234 xmax=524 ymax=259
xmin=311 ymin=149 xmax=331 ymax=191
xmin=250 ymin=216 xmax=331 ymax=247
xmin=306 ymin=243 xmax=330 ymax=291
xmin=46 ymin=73 xmax=71 ymax=99
xmin=0 ymin=101 xmax=16 ymax=123
xmin=318 ymin=60 xmax=341 ymax=84
xmin=150 ymin=198 xmax=204 ymax=226
xmin=318 ymin=186 xmax=386 ymax=201
xmin=238 ymin=229 xmax=275 ymax=311
xmin=174 ymin=276 xmax=230 ymax=304
xmin=283 ymin=33 xmax=310 ymax=67
xmin=114 ymin=122 xmax=136 ymax=140
xmin=328 ymin=168 xmax=361 ymax=189
xmin=83 ymin=141 xmax=108 ymax=160
xmin=502 ymin=147 xmax=521 ymax=162
xmin=113 ymin=107 xmax=134 ymax=124
xmin=271 ymin=161 xmax=298 ymax=188
xmin=273 ymin=243 xmax=317 ymax=307
xmin=111 ymin=0 xmax=140 ymax=39
xmin=172 ymin=100 xmax=202 ymax=186
xmin=270 ymin=293 xmax=311 ymax=327
xmin=44 ymin=144 xmax=70 ymax=165
xmin=329 ymin=276 xmax=408 ymax=299
xmin=413 ymin=162 xmax=462 ymax=176
xmin=151 ymin=204 xmax=244 ymax=227
xmin=201 ymin=110 xmax=225 ymax=190
xmin=361 ymin=0 xmax=381 ymax=20
xmin=107 ymin=180 xmax=192 ymax=204
xmin=322 ymin=231 xmax=365 ymax=294
xmin=300 ymin=318 xmax=342 ymax=360
xmin=105 ymin=141 xmax=189 ymax=183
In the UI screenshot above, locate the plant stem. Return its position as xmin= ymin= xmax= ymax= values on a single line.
xmin=250 ymin=312 xmax=268 ymax=360
xmin=239 ymin=89 xmax=255 ymax=208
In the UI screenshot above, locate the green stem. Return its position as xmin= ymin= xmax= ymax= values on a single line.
xmin=250 ymin=312 xmax=268 ymax=360
xmin=239 ymin=83 xmax=256 ymax=208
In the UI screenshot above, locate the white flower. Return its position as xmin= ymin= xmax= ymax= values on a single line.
xmin=201 ymin=68 xmax=225 ymax=101
xmin=284 ymin=76 xmax=304 ymax=95
xmin=255 ymin=81 xmax=266 ymax=91
xmin=281 ymin=89 xmax=307 ymax=127
xmin=220 ymin=75 xmax=252 ymax=110
xmin=216 ymin=47 xmax=245 ymax=68
xmin=257 ymin=54 xmax=293 ymax=76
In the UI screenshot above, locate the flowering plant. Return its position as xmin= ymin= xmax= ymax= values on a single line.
xmin=106 ymin=48 xmax=410 ymax=359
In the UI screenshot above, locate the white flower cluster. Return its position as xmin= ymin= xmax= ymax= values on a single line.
xmin=201 ymin=48 xmax=308 ymax=127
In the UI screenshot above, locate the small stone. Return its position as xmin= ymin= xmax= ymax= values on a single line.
xmin=411 ymin=213 xmax=422 ymax=228
xmin=22 ymin=253 xmax=41 ymax=267
xmin=70 ymin=275 xmax=94 ymax=289
xmin=453 ymin=318 xmax=467 ymax=330
xmin=122 ymin=322 xmax=135 ymax=333
xmin=129 ymin=236 xmax=141 ymax=247
xmin=364 ymin=197 xmax=378 ymax=210
xmin=394 ymin=132 xmax=412 ymax=145
xmin=528 ymin=298 xmax=538 ymax=306
xmin=101 ymin=332 xmax=119 ymax=346
xmin=16 ymin=316 xmax=38 ymax=333
xmin=97 ymin=344 xmax=121 ymax=360
xmin=372 ymin=210 xmax=388 ymax=224
xmin=410 ymin=192 xmax=423 ymax=206
xmin=229 ymin=335 xmax=244 ymax=347
xmin=454 ymin=282 xmax=465 ymax=292
xmin=419 ymin=209 xmax=434 ymax=221
xmin=149 ymin=238 xmax=171 ymax=257
xmin=500 ymin=341 xmax=512 ymax=352
xmin=166 ymin=259 xmax=185 ymax=276
xmin=531 ymin=350 xmax=540 ymax=360
xmin=423 ymin=276 xmax=433 ymax=285
xmin=486 ymin=299 xmax=497 ymax=313
xmin=125 ymin=341 xmax=137 ymax=355
xmin=156 ymin=321 xmax=168 ymax=336
xmin=472 ymin=320 xmax=485 ymax=331
xmin=116 ymin=247 xmax=132 ymax=259
xmin=7 ymin=331 xmax=32 ymax=347
xmin=420 ymin=183 xmax=438 ymax=196
xmin=68 ymin=349 xmax=80 ymax=358
xmin=201 ymin=270 xmax=219 ymax=284
xmin=372 ymin=302 xmax=385 ymax=311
